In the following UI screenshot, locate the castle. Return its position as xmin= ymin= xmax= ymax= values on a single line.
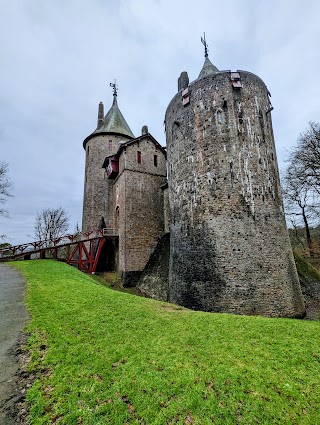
xmin=82 ymin=44 xmax=305 ymax=318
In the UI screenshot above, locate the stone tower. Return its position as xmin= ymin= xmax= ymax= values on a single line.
xmin=165 ymin=48 xmax=305 ymax=317
xmin=105 ymin=131 xmax=167 ymax=286
xmin=82 ymin=86 xmax=134 ymax=231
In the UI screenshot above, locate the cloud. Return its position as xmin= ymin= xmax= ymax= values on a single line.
xmin=1 ymin=0 xmax=320 ymax=244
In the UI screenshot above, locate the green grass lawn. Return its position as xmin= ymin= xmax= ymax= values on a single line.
xmin=12 ymin=260 xmax=320 ymax=425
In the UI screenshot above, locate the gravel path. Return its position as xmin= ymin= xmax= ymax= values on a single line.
xmin=0 ymin=264 xmax=29 ymax=424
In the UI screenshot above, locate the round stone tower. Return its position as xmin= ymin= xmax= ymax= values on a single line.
xmin=165 ymin=53 xmax=305 ymax=318
xmin=82 ymin=87 xmax=134 ymax=231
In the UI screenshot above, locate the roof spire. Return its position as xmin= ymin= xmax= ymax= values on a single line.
xmin=201 ymin=32 xmax=208 ymax=58
xmin=110 ymin=79 xmax=118 ymax=106
xmin=83 ymin=80 xmax=135 ymax=148
xmin=198 ymin=33 xmax=219 ymax=79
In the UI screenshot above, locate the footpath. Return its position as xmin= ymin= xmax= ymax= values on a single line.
xmin=0 ymin=264 xmax=29 ymax=424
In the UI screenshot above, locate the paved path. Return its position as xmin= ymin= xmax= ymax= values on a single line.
xmin=0 ymin=264 xmax=29 ymax=424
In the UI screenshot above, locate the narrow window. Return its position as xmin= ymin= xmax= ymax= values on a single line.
xmin=154 ymin=155 xmax=158 ymax=167
xmin=217 ymin=110 xmax=223 ymax=124
xmin=115 ymin=206 xmax=119 ymax=230
xmin=108 ymin=140 xmax=112 ymax=151
xmin=137 ymin=151 xmax=141 ymax=164
xmin=87 ymin=146 xmax=90 ymax=155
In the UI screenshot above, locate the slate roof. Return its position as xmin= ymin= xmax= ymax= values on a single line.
xmin=95 ymin=95 xmax=134 ymax=138
xmin=83 ymin=94 xmax=134 ymax=148
xmin=198 ymin=56 xmax=219 ymax=79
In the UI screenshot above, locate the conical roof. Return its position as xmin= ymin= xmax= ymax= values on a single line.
xmin=198 ymin=56 xmax=219 ymax=79
xmin=94 ymin=94 xmax=134 ymax=139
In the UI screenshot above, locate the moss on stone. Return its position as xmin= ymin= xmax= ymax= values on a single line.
xmin=294 ymin=251 xmax=320 ymax=282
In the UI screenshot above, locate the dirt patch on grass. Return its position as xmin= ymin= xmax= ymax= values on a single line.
xmin=161 ymin=305 xmax=187 ymax=312
xmin=1 ymin=332 xmax=33 ymax=425
xmin=92 ymin=272 xmax=146 ymax=298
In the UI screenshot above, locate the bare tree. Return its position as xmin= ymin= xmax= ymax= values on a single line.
xmin=283 ymin=122 xmax=320 ymax=252
xmin=288 ymin=222 xmax=306 ymax=250
xmin=74 ymin=222 xmax=81 ymax=234
xmin=282 ymin=162 xmax=319 ymax=250
xmin=34 ymin=207 xmax=70 ymax=241
xmin=0 ymin=161 xmax=13 ymax=218
xmin=289 ymin=121 xmax=320 ymax=193
xmin=0 ymin=161 xmax=13 ymax=241
xmin=74 ymin=222 xmax=81 ymax=241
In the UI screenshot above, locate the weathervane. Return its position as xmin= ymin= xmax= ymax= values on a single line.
xmin=110 ymin=79 xmax=118 ymax=96
xmin=201 ymin=32 xmax=208 ymax=58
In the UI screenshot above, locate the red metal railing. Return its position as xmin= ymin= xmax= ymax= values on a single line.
xmin=0 ymin=228 xmax=118 ymax=274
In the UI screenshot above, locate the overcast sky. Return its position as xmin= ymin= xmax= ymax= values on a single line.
xmin=1 ymin=0 xmax=320 ymax=245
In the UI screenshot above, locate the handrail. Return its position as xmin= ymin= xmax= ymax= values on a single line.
xmin=0 ymin=228 xmax=117 ymax=259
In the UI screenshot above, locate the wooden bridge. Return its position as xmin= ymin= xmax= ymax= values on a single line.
xmin=0 ymin=228 xmax=117 ymax=274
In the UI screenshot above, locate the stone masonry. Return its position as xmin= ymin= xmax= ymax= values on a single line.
xmin=114 ymin=135 xmax=167 ymax=285
xmin=165 ymin=62 xmax=305 ymax=317
xmin=82 ymin=51 xmax=306 ymax=318
xmin=82 ymin=133 xmax=131 ymax=231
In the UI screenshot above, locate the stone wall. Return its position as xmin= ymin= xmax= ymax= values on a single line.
xmin=294 ymin=252 xmax=320 ymax=319
xmin=114 ymin=137 xmax=167 ymax=286
xmin=162 ymin=185 xmax=170 ymax=233
xmin=138 ymin=233 xmax=170 ymax=300
xmin=82 ymin=134 xmax=131 ymax=231
xmin=118 ymin=137 xmax=167 ymax=176
xmin=165 ymin=70 xmax=305 ymax=318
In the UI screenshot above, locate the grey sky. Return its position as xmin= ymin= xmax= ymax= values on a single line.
xmin=1 ymin=0 xmax=320 ymax=245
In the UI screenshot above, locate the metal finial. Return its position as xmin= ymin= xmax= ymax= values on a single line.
xmin=110 ymin=79 xmax=118 ymax=96
xmin=201 ymin=33 xmax=208 ymax=58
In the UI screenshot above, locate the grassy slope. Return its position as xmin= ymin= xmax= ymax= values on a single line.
xmin=12 ymin=260 xmax=320 ymax=425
